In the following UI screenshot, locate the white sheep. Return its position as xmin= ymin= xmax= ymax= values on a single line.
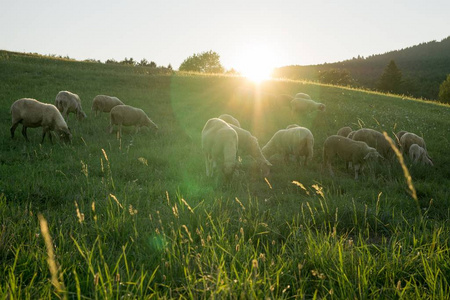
xmin=290 ymin=97 xmax=326 ymax=114
xmin=399 ymin=132 xmax=428 ymax=156
xmin=92 ymin=95 xmax=124 ymax=116
xmin=409 ymin=144 xmax=433 ymax=166
xmin=323 ymin=135 xmax=383 ymax=180
xmin=351 ymin=128 xmax=394 ymax=159
xmin=109 ymin=105 xmax=158 ymax=138
xmin=10 ymin=98 xmax=72 ymax=143
xmin=55 ymin=91 xmax=87 ymax=120
xmin=228 ymin=124 xmax=271 ymax=177
xmin=201 ymin=118 xmax=238 ymax=180
xmin=218 ymin=114 xmax=241 ymax=128
xmin=337 ymin=126 xmax=353 ymax=137
xmin=262 ymin=126 xmax=314 ymax=166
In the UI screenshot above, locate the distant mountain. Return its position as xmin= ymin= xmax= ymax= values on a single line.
xmin=273 ymin=36 xmax=450 ymax=100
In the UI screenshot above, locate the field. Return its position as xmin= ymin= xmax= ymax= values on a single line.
xmin=1 ymin=50 xmax=450 ymax=299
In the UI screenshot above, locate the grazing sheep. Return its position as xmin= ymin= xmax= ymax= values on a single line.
xmin=290 ymin=97 xmax=326 ymax=114
xmin=337 ymin=126 xmax=353 ymax=137
xmin=323 ymin=135 xmax=382 ymax=180
xmin=92 ymin=95 xmax=124 ymax=116
xmin=218 ymin=114 xmax=241 ymax=128
xmin=109 ymin=105 xmax=158 ymax=138
xmin=10 ymin=98 xmax=72 ymax=143
xmin=228 ymin=124 xmax=271 ymax=177
xmin=400 ymin=132 xmax=428 ymax=156
xmin=262 ymin=126 xmax=314 ymax=166
xmin=351 ymin=128 xmax=394 ymax=159
xmin=202 ymin=118 xmax=238 ymax=180
xmin=409 ymin=144 xmax=433 ymax=166
xmin=55 ymin=91 xmax=87 ymax=120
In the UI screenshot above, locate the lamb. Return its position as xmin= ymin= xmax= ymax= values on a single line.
xmin=290 ymin=97 xmax=326 ymax=114
xmin=399 ymin=132 xmax=428 ymax=156
xmin=351 ymin=128 xmax=394 ymax=159
xmin=262 ymin=126 xmax=314 ymax=166
xmin=218 ymin=114 xmax=241 ymax=128
xmin=409 ymin=144 xmax=433 ymax=166
xmin=55 ymin=91 xmax=87 ymax=120
xmin=337 ymin=126 xmax=353 ymax=137
xmin=109 ymin=105 xmax=158 ymax=138
xmin=201 ymin=118 xmax=238 ymax=180
xmin=92 ymin=95 xmax=124 ymax=116
xmin=228 ymin=124 xmax=272 ymax=177
xmin=323 ymin=135 xmax=383 ymax=180
xmin=10 ymin=98 xmax=72 ymax=143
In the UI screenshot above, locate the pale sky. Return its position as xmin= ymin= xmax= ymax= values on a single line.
xmin=1 ymin=0 xmax=449 ymax=72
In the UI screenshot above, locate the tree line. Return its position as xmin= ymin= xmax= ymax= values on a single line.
xmin=273 ymin=36 xmax=450 ymax=103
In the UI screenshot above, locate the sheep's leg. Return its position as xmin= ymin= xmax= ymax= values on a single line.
xmin=118 ymin=124 xmax=122 ymax=139
xmin=22 ymin=126 xmax=29 ymax=142
xmin=10 ymin=121 xmax=20 ymax=139
xmin=354 ymin=164 xmax=360 ymax=180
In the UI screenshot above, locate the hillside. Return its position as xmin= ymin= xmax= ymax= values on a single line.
xmin=273 ymin=36 xmax=450 ymax=100
xmin=1 ymin=51 xmax=450 ymax=298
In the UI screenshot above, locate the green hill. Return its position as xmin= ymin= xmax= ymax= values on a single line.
xmin=1 ymin=50 xmax=450 ymax=298
xmin=274 ymin=36 xmax=450 ymax=100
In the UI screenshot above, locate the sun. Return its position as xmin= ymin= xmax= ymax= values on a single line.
xmin=234 ymin=44 xmax=278 ymax=83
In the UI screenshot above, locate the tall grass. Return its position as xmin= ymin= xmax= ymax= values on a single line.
xmin=0 ymin=50 xmax=449 ymax=298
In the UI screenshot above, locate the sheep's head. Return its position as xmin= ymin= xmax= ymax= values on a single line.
xmin=364 ymin=149 xmax=383 ymax=160
xmin=59 ymin=128 xmax=72 ymax=143
xmin=145 ymin=117 xmax=159 ymax=131
xmin=318 ymin=103 xmax=326 ymax=112
xmin=260 ymin=160 xmax=272 ymax=178
xmin=77 ymin=111 xmax=87 ymax=120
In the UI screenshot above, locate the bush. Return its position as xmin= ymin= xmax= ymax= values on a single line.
xmin=438 ymin=74 xmax=450 ymax=103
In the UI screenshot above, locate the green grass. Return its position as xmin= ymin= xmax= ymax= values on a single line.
xmin=1 ymin=50 xmax=450 ymax=298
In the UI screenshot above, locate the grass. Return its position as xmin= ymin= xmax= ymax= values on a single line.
xmin=0 ymin=50 xmax=450 ymax=298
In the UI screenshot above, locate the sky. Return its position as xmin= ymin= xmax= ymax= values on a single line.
xmin=1 ymin=0 xmax=449 ymax=73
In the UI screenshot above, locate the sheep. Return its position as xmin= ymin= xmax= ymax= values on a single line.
xmin=290 ymin=97 xmax=326 ymax=114
xmin=55 ymin=91 xmax=87 ymax=121
xmin=218 ymin=114 xmax=241 ymax=128
xmin=109 ymin=105 xmax=158 ymax=138
xmin=228 ymin=124 xmax=272 ymax=177
xmin=262 ymin=126 xmax=314 ymax=166
xmin=409 ymin=144 xmax=433 ymax=166
xmin=399 ymin=132 xmax=428 ymax=156
xmin=92 ymin=95 xmax=124 ymax=116
xmin=10 ymin=98 xmax=72 ymax=143
xmin=323 ymin=135 xmax=383 ymax=180
xmin=201 ymin=118 xmax=238 ymax=180
xmin=337 ymin=126 xmax=353 ymax=137
xmin=351 ymin=128 xmax=394 ymax=159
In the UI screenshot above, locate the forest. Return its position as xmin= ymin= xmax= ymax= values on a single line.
xmin=273 ymin=36 xmax=450 ymax=100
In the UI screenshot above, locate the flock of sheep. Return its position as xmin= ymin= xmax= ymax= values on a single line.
xmin=9 ymin=90 xmax=432 ymax=181
xmin=10 ymin=91 xmax=158 ymax=143
xmin=202 ymin=92 xmax=433 ymax=181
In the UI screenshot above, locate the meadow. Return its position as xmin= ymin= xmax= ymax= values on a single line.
xmin=0 ymin=50 xmax=450 ymax=299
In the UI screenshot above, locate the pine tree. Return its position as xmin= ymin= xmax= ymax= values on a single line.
xmin=438 ymin=74 xmax=450 ymax=103
xmin=377 ymin=60 xmax=402 ymax=93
